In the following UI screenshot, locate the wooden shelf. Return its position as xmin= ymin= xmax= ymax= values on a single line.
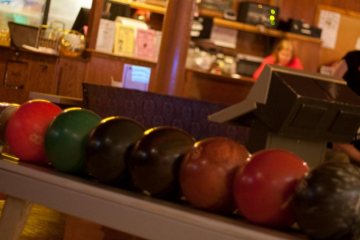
xmin=214 ymin=18 xmax=322 ymax=44
xmin=110 ymin=0 xmax=166 ymax=14
xmin=187 ymin=68 xmax=255 ymax=85
xmin=214 ymin=18 xmax=283 ymax=38
xmin=109 ymin=0 xmax=321 ymax=44
xmin=85 ymin=48 xmax=157 ymax=67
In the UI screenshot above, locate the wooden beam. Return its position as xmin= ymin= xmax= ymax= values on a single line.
xmin=0 ymin=196 xmax=32 ymax=240
xmin=87 ymin=0 xmax=104 ymax=49
xmin=151 ymin=0 xmax=195 ymax=96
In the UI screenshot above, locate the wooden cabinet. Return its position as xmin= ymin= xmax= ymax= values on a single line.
xmin=3 ymin=59 xmax=29 ymax=90
xmin=26 ymin=55 xmax=58 ymax=94
xmin=84 ymin=50 xmax=157 ymax=88
xmin=0 ymin=48 xmax=58 ymax=103
xmin=0 ymin=47 xmax=87 ymax=103
xmin=57 ymin=58 xmax=87 ymax=98
xmin=183 ymin=69 xmax=254 ymax=105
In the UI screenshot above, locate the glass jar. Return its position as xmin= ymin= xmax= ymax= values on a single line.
xmin=58 ymin=30 xmax=86 ymax=57
xmin=0 ymin=26 xmax=10 ymax=47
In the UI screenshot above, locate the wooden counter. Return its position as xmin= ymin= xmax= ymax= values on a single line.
xmin=0 ymin=46 xmax=253 ymax=105
xmin=184 ymin=69 xmax=254 ymax=105
xmin=0 ymin=46 xmax=87 ymax=103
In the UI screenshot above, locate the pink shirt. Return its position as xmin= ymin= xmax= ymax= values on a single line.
xmin=252 ymin=55 xmax=304 ymax=80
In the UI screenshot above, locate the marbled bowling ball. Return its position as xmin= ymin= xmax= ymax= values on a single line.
xmin=45 ymin=107 xmax=101 ymax=174
xmin=0 ymin=103 xmax=19 ymax=146
xmin=180 ymin=137 xmax=250 ymax=213
xmin=85 ymin=116 xmax=145 ymax=185
xmin=128 ymin=126 xmax=195 ymax=199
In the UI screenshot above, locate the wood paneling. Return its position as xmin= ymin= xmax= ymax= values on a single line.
xmin=0 ymin=86 xmax=28 ymax=104
xmin=278 ymin=0 xmax=360 ymax=24
xmin=84 ymin=56 xmax=122 ymax=86
xmin=57 ymin=58 xmax=87 ymax=98
xmin=4 ymin=60 xmax=28 ymax=90
xmin=0 ymin=48 xmax=59 ymax=103
xmin=26 ymin=57 xmax=58 ymax=94
xmin=320 ymin=0 xmax=360 ymax=13
xmin=314 ymin=4 xmax=360 ymax=65
xmin=277 ymin=0 xmax=321 ymax=24
xmin=292 ymin=39 xmax=321 ymax=72
xmin=0 ymin=47 xmax=10 ymax=84
xmin=84 ymin=51 xmax=157 ymax=89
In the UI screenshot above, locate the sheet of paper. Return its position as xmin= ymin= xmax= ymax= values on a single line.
xmin=95 ymin=19 xmax=115 ymax=53
xmin=318 ymin=10 xmax=341 ymax=49
xmin=355 ymin=37 xmax=360 ymax=50
xmin=113 ymin=23 xmax=135 ymax=56
xmin=135 ymin=29 xmax=156 ymax=61
xmin=210 ymin=26 xmax=237 ymax=49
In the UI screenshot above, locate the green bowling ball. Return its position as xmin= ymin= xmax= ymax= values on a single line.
xmin=45 ymin=107 xmax=101 ymax=174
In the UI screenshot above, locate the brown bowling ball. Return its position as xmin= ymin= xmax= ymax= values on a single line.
xmin=180 ymin=137 xmax=250 ymax=213
xmin=128 ymin=126 xmax=195 ymax=199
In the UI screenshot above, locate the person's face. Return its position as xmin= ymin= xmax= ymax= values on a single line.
xmin=277 ymin=48 xmax=293 ymax=66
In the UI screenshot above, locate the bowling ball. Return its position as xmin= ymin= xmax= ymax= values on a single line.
xmin=128 ymin=126 xmax=195 ymax=199
xmin=85 ymin=116 xmax=145 ymax=184
xmin=45 ymin=107 xmax=101 ymax=174
xmin=233 ymin=149 xmax=309 ymax=228
xmin=5 ymin=100 xmax=62 ymax=164
xmin=0 ymin=103 xmax=19 ymax=146
xmin=180 ymin=137 xmax=250 ymax=213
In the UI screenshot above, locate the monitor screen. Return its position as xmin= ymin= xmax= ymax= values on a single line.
xmin=121 ymin=64 xmax=151 ymax=91
xmin=72 ymin=7 xmax=90 ymax=35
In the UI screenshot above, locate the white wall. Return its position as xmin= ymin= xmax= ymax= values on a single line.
xmin=48 ymin=0 xmax=92 ymax=30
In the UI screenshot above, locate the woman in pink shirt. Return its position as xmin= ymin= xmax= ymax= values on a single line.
xmin=252 ymin=39 xmax=304 ymax=80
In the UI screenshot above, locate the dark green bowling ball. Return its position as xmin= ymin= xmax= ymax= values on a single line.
xmin=85 ymin=116 xmax=145 ymax=185
xmin=45 ymin=107 xmax=101 ymax=174
xmin=128 ymin=126 xmax=195 ymax=199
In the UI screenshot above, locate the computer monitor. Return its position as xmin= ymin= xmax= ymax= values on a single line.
xmin=209 ymin=65 xmax=360 ymax=168
xmin=8 ymin=21 xmax=38 ymax=48
xmin=72 ymin=7 xmax=90 ymax=35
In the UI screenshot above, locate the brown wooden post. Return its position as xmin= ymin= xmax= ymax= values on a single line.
xmin=151 ymin=0 xmax=195 ymax=96
xmin=87 ymin=0 xmax=104 ymax=49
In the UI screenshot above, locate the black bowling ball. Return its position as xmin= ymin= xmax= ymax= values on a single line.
xmin=85 ymin=116 xmax=145 ymax=185
xmin=128 ymin=126 xmax=195 ymax=199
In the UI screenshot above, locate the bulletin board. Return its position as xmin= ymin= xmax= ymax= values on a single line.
xmin=315 ymin=4 xmax=360 ymax=65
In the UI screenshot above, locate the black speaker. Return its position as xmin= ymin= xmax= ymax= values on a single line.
xmin=278 ymin=19 xmax=322 ymax=38
xmin=109 ymin=3 xmax=131 ymax=20
xmin=237 ymin=2 xmax=279 ymax=28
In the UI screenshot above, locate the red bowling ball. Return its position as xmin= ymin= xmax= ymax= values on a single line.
xmin=5 ymin=100 xmax=62 ymax=164
xmin=233 ymin=149 xmax=309 ymax=228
